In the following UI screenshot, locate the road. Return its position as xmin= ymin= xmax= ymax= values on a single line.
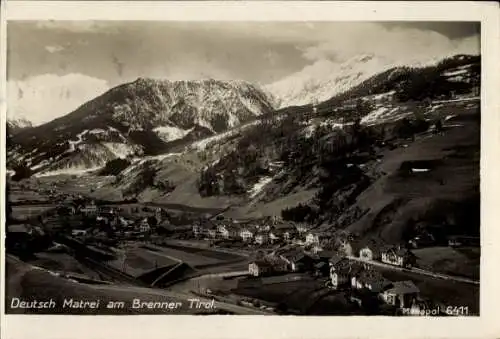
xmin=346 ymin=256 xmax=479 ymax=285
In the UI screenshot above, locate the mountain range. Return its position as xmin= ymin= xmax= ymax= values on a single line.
xmin=7 ymin=73 xmax=110 ymax=126
xmin=7 ymin=78 xmax=275 ymax=175
xmin=7 ymin=54 xmax=479 ymax=178
xmin=264 ymin=53 xmax=449 ymax=108
xmin=6 ymin=53 xmax=481 ymax=246
xmin=6 ymin=118 xmax=33 ymax=136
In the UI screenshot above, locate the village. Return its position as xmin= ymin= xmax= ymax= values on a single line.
xmin=5 ymin=191 xmax=479 ymax=316
xmin=190 ymin=215 xmax=477 ymax=315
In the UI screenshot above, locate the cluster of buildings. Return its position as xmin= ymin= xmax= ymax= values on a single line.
xmin=52 ymin=200 xmax=165 ymax=240
xmin=192 ymin=217 xmax=329 ymax=249
xmin=338 ymin=239 xmax=417 ymax=268
xmin=329 ymin=255 xmax=421 ymax=310
xmin=248 ymin=243 xmax=423 ymax=313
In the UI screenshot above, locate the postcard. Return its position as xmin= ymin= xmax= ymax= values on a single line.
xmin=1 ymin=1 xmax=499 ymax=339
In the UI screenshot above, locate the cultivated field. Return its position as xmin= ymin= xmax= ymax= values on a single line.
xmin=414 ymin=246 xmax=480 ymax=280
xmin=232 ymin=275 xmax=358 ymax=315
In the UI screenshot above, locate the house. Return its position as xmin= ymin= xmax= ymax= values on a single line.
xmin=329 ymin=256 xmax=364 ymax=289
xmin=80 ymin=201 xmax=97 ymax=215
xmin=260 ymin=223 xmax=271 ymax=232
xmin=248 ymin=257 xmax=287 ymax=277
xmin=338 ymin=239 xmax=361 ymax=257
xmin=305 ymin=232 xmax=320 ymax=245
xmin=255 ymin=232 xmax=269 ymax=245
xmin=240 ymin=228 xmax=254 ymax=242
xmin=201 ymin=222 xmax=217 ymax=239
xmin=380 ymin=280 xmax=420 ymax=309
xmin=139 ymin=219 xmax=151 ymax=233
xmin=217 ymin=225 xmax=230 ymax=239
xmin=358 ymin=240 xmax=384 ymax=261
xmin=248 ymin=260 xmax=274 ymax=277
xmin=207 ymin=228 xmax=217 ymax=239
xmin=265 ymin=255 xmax=289 ymax=273
xmin=273 ymin=223 xmax=297 ymax=241
xmin=381 ymin=246 xmax=417 ymax=268
xmin=359 ymin=246 xmax=375 ymax=261
xmin=309 ymin=244 xmax=324 ymax=254
xmin=280 ymin=250 xmax=315 ymax=272
xmin=192 ymin=224 xmax=202 ymax=237
xmin=352 ymin=270 xmax=392 ymax=294
xmin=295 ymin=223 xmax=309 ymax=234
xmin=330 ymin=260 xmax=362 ymax=290
xmin=282 ymin=230 xmax=293 ymax=241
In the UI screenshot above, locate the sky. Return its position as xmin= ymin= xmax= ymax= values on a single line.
xmin=7 ymin=21 xmax=480 ymax=124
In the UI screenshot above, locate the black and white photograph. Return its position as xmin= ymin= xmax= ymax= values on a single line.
xmin=2 ymin=7 xmax=492 ymax=325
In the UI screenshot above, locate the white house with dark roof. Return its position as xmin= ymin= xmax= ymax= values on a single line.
xmin=239 ymin=228 xmax=254 ymax=242
xmin=305 ymin=232 xmax=320 ymax=245
xmin=380 ymin=280 xmax=420 ymax=308
xmin=217 ymin=224 xmax=230 ymax=239
xmin=381 ymin=246 xmax=417 ymax=268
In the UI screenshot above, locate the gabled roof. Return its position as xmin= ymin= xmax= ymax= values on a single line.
xmin=329 ymin=254 xmax=346 ymax=266
xmin=280 ymin=249 xmax=306 ymax=262
xmin=250 ymin=260 xmax=273 ymax=268
xmin=382 ymin=245 xmax=414 ymax=257
xmin=315 ymin=261 xmax=327 ymax=269
xmin=240 ymin=228 xmax=254 ymax=233
xmin=385 ymin=280 xmax=420 ymax=295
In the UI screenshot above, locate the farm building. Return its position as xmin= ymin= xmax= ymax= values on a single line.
xmin=381 ymin=246 xmax=417 ymax=268
xmin=380 ymin=281 xmax=420 ymax=309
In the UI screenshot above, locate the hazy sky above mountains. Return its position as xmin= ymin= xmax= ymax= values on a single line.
xmin=7 ymin=21 xmax=480 ymax=124
xmin=8 ymin=21 xmax=480 ymax=85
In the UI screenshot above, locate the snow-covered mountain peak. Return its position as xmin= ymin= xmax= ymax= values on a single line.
xmin=7 ymin=73 xmax=109 ymax=126
xmin=265 ymin=53 xmax=448 ymax=108
xmin=7 ymin=77 xmax=275 ymax=176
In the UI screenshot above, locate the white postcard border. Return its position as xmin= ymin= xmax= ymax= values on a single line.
xmin=1 ymin=2 xmax=499 ymax=339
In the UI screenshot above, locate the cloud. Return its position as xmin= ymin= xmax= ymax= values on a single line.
xmin=45 ymin=45 xmax=65 ymax=53
xmin=299 ymin=24 xmax=480 ymax=64
xmin=7 ymin=73 xmax=109 ymax=125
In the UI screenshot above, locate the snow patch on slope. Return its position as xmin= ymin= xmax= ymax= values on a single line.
xmin=153 ymin=126 xmax=194 ymax=142
xmin=190 ymin=120 xmax=261 ymax=151
xmin=102 ymin=143 xmax=137 ymax=159
xmin=35 ymin=166 xmax=102 ymax=178
xmin=248 ymin=176 xmax=273 ymax=198
xmin=266 ymin=54 xmax=442 ymax=108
